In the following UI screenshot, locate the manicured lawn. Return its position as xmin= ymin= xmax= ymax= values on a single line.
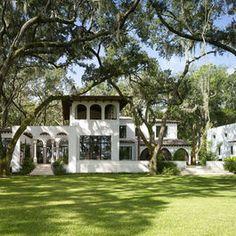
xmin=0 ymin=174 xmax=236 ymax=236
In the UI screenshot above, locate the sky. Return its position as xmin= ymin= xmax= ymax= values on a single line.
xmin=68 ymin=48 xmax=236 ymax=86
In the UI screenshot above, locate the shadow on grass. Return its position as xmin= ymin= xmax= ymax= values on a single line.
xmin=0 ymin=174 xmax=235 ymax=235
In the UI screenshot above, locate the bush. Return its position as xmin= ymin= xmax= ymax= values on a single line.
xmin=52 ymin=159 xmax=66 ymax=175
xmin=199 ymin=150 xmax=216 ymax=166
xmin=224 ymin=157 xmax=236 ymax=174
xmin=173 ymin=150 xmax=187 ymax=161
xmin=19 ymin=159 xmax=35 ymax=175
xmin=157 ymin=161 xmax=180 ymax=175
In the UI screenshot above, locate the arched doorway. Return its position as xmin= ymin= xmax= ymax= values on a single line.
xmin=158 ymin=148 xmax=172 ymax=161
xmin=46 ymin=139 xmax=55 ymax=163
xmin=59 ymin=139 xmax=69 ymax=164
xmin=36 ymin=140 xmax=44 ymax=164
xmin=173 ymin=148 xmax=189 ymax=161
xmin=139 ymin=148 xmax=150 ymax=160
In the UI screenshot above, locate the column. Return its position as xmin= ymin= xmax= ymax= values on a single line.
xmin=33 ymin=140 xmax=37 ymax=164
xmin=43 ymin=143 xmax=47 ymax=164
xmin=51 ymin=140 xmax=55 ymax=163
xmin=56 ymin=142 xmax=60 ymax=160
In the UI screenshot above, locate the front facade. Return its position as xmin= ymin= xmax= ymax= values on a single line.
xmin=4 ymin=96 xmax=190 ymax=173
xmin=207 ymin=123 xmax=236 ymax=160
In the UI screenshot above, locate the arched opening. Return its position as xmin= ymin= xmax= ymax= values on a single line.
xmin=76 ymin=104 xmax=87 ymax=119
xmin=56 ymin=132 xmax=67 ymax=136
xmin=59 ymin=139 xmax=69 ymax=164
xmin=158 ymin=148 xmax=172 ymax=161
xmin=39 ymin=132 xmax=50 ymax=136
xmin=20 ymin=141 xmax=31 ymax=165
xmin=173 ymin=148 xmax=189 ymax=161
xmin=105 ymin=104 xmax=117 ymax=120
xmin=46 ymin=139 xmax=55 ymax=163
xmin=90 ymin=104 xmax=102 ymax=120
xmin=36 ymin=140 xmax=44 ymax=164
xmin=139 ymin=148 xmax=150 ymax=160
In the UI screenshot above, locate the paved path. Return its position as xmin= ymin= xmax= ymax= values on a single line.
xmin=30 ymin=164 xmax=54 ymax=176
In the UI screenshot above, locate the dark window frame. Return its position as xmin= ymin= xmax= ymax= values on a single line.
xmin=119 ymin=125 xmax=127 ymax=138
xmin=119 ymin=146 xmax=132 ymax=160
xmin=80 ymin=136 xmax=111 ymax=160
xmin=90 ymin=104 xmax=102 ymax=120
xmin=105 ymin=104 xmax=117 ymax=120
xmin=76 ymin=104 xmax=87 ymax=119
xmin=156 ymin=125 xmax=168 ymax=138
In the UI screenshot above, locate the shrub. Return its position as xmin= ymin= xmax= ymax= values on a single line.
xmin=199 ymin=150 xmax=216 ymax=166
xmin=224 ymin=157 xmax=236 ymax=174
xmin=19 ymin=159 xmax=35 ymax=175
xmin=52 ymin=158 xmax=66 ymax=175
xmin=62 ymin=153 xmax=68 ymax=164
xmin=173 ymin=150 xmax=187 ymax=161
xmin=157 ymin=161 xmax=180 ymax=175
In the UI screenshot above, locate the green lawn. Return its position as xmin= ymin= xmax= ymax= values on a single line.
xmin=0 ymin=174 xmax=236 ymax=236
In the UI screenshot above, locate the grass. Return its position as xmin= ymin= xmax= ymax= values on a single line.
xmin=0 ymin=174 xmax=236 ymax=236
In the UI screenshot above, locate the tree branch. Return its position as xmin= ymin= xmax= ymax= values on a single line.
xmin=150 ymin=0 xmax=236 ymax=56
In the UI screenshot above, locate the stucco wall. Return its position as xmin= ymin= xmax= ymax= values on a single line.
xmin=76 ymin=160 xmax=149 ymax=173
xmin=208 ymin=124 xmax=236 ymax=159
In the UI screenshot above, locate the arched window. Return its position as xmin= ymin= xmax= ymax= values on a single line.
xmin=40 ymin=132 xmax=50 ymax=136
xmin=90 ymin=104 xmax=102 ymax=120
xmin=105 ymin=104 xmax=117 ymax=120
xmin=76 ymin=104 xmax=87 ymax=119
xmin=139 ymin=148 xmax=150 ymax=160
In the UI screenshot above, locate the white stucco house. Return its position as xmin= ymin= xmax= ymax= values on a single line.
xmin=207 ymin=123 xmax=236 ymax=160
xmin=1 ymin=96 xmax=190 ymax=173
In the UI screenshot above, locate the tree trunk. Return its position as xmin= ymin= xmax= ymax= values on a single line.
xmin=149 ymin=145 xmax=160 ymax=175
xmin=191 ymin=123 xmax=197 ymax=164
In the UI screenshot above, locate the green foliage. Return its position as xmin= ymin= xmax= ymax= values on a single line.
xmin=199 ymin=150 xmax=216 ymax=166
xmin=19 ymin=159 xmax=35 ymax=175
xmin=62 ymin=153 xmax=68 ymax=165
xmin=52 ymin=159 xmax=66 ymax=175
xmin=173 ymin=149 xmax=187 ymax=161
xmin=224 ymin=157 xmax=236 ymax=174
xmin=157 ymin=161 xmax=180 ymax=175
xmin=19 ymin=143 xmax=35 ymax=175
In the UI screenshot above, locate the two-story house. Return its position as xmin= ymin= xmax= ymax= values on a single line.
xmin=207 ymin=123 xmax=236 ymax=160
xmin=3 ymin=95 xmax=190 ymax=173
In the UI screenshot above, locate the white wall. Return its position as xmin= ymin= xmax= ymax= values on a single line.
xmin=119 ymin=117 xmax=136 ymax=140
xmin=208 ymin=123 xmax=236 ymax=159
xmin=77 ymin=160 xmax=149 ymax=173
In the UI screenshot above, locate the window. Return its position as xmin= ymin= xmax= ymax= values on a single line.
xmin=225 ymin=133 xmax=228 ymax=138
xmin=80 ymin=136 xmax=111 ymax=160
xmin=231 ymin=146 xmax=234 ymax=155
xmin=90 ymin=104 xmax=102 ymax=120
xmin=213 ymin=135 xmax=216 ymax=139
xmin=156 ymin=126 xmax=167 ymax=138
xmin=105 ymin=104 xmax=117 ymax=120
xmin=76 ymin=104 xmax=87 ymax=119
xmin=119 ymin=125 xmax=127 ymax=138
xmin=218 ymin=146 xmax=221 ymax=155
xmin=2 ymin=138 xmax=11 ymax=148
xmin=119 ymin=146 xmax=132 ymax=160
